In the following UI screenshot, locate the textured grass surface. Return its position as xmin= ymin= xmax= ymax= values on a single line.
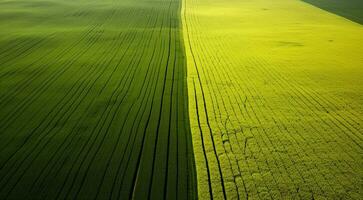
xmin=0 ymin=0 xmax=196 ymax=199
xmin=183 ymin=0 xmax=363 ymax=199
xmin=302 ymin=0 xmax=363 ymax=24
xmin=1 ymin=0 xmax=363 ymax=199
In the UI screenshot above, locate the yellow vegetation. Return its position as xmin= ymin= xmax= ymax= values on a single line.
xmin=183 ymin=0 xmax=363 ymax=198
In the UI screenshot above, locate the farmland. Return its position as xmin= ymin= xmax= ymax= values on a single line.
xmin=0 ymin=0 xmax=196 ymax=199
xmin=183 ymin=0 xmax=363 ymax=199
xmin=1 ymin=0 xmax=363 ymax=199
xmin=303 ymin=0 xmax=363 ymax=24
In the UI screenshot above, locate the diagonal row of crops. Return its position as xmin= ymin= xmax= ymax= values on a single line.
xmin=183 ymin=0 xmax=363 ymax=199
xmin=1 ymin=0 xmax=363 ymax=199
xmin=0 ymin=0 xmax=196 ymax=199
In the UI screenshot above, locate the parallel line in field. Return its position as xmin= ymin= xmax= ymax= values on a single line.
xmin=0 ymin=6 xmax=114 ymax=108
xmin=251 ymin=57 xmax=363 ymax=148
xmin=52 ymin=6 xmax=166 ymax=198
xmin=189 ymin=14 xmax=286 ymax=199
xmin=198 ymin=34 xmax=290 ymax=199
xmin=183 ymin=0 xmax=228 ymax=198
xmin=0 ymin=8 xmax=121 ymax=197
xmin=220 ymin=35 xmax=354 ymax=196
xmin=213 ymin=27 xmax=362 ymax=197
xmin=29 ymin=26 xmax=139 ymax=197
xmin=0 ymin=37 xmax=50 ymax=69
xmin=0 ymin=25 xmax=106 ymax=156
xmin=245 ymin=55 xmax=363 ymax=153
xmin=0 ymin=28 xmax=104 ymax=164
xmin=0 ymin=12 xmax=108 ymax=105
xmin=52 ymin=23 xmax=147 ymax=200
xmin=186 ymin=0 xmax=359 ymax=198
xmin=62 ymin=11 xmax=158 ymax=200
xmin=148 ymin=2 xmax=176 ymax=199
xmin=246 ymin=56 xmax=361 ymax=190
xmin=0 ymin=27 xmax=103 ymax=132
xmin=0 ymin=5 xmax=110 ymax=78
xmin=32 ymin=23 xmax=140 ymax=199
xmin=0 ymin=14 xmax=123 ymax=197
xmin=0 ymin=9 xmax=104 ymax=81
xmin=105 ymin=16 xmax=162 ymax=199
xmin=118 ymin=6 xmax=171 ymax=198
xmin=184 ymin=1 xmax=259 ymax=198
xmin=0 ymin=38 xmax=32 ymax=56
xmin=1 ymin=0 xmax=196 ymax=198
xmin=91 ymin=11 xmax=157 ymax=199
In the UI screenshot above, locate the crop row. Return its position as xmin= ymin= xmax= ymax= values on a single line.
xmin=0 ymin=0 xmax=196 ymax=199
xmin=183 ymin=0 xmax=363 ymax=199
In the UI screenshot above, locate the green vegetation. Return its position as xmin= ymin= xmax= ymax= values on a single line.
xmin=1 ymin=0 xmax=362 ymax=199
xmin=0 ymin=0 xmax=196 ymax=199
xmin=302 ymin=0 xmax=363 ymax=24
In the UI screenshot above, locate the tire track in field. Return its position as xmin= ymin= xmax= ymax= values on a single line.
xmin=115 ymin=4 xmax=173 ymax=199
xmin=183 ymin=0 xmax=363 ymax=199
xmin=245 ymin=56 xmax=363 ymax=149
xmin=241 ymin=56 xmax=362 ymax=191
xmin=0 ymin=18 xmax=132 ymax=198
xmin=0 ymin=6 xmax=125 ymax=153
xmin=0 ymin=4 xmax=117 ymax=100
xmin=185 ymin=6 xmax=282 ymax=198
xmin=183 ymin=1 xmax=227 ymax=198
xmin=196 ymin=13 xmax=358 ymax=197
xmin=56 ymin=10 xmax=158 ymax=199
xmin=0 ymin=0 xmax=196 ymax=199
xmin=0 ymin=23 xmax=111 ymax=158
xmin=0 ymin=27 xmax=103 ymax=152
xmin=0 ymin=37 xmax=43 ymax=60
xmin=28 ymin=27 xmax=139 ymax=198
xmin=198 ymin=24 xmax=336 ymax=198
xmin=93 ymin=14 xmax=161 ymax=199
xmin=0 ymin=37 xmax=49 ymax=69
xmin=0 ymin=11 xmax=119 ymax=196
xmin=94 ymin=8 xmax=173 ymax=199
xmin=0 ymin=10 xmax=124 ymax=196
xmin=0 ymin=14 xmax=113 ymax=131
xmin=193 ymin=33 xmax=283 ymax=199
xmin=108 ymin=11 xmax=172 ymax=198
xmin=0 ymin=32 xmax=104 ymax=169
xmin=0 ymin=19 xmax=97 ymax=82
xmin=210 ymin=29 xmax=361 ymax=197
xmin=0 ymin=38 xmax=31 ymax=56
xmin=0 ymin=2 xmax=105 ymax=75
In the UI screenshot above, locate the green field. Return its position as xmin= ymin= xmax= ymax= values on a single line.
xmin=0 ymin=0 xmax=196 ymax=199
xmin=1 ymin=0 xmax=362 ymax=199
xmin=303 ymin=0 xmax=363 ymax=24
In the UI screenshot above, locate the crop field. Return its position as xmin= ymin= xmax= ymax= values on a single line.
xmin=183 ymin=0 xmax=363 ymax=199
xmin=1 ymin=0 xmax=362 ymax=199
xmin=0 ymin=0 xmax=196 ymax=199
xmin=303 ymin=0 xmax=363 ymax=24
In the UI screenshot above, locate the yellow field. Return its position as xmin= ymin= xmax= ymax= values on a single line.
xmin=183 ymin=0 xmax=363 ymax=199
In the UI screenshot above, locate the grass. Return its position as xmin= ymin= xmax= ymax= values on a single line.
xmin=302 ymin=0 xmax=363 ymax=25
xmin=183 ymin=0 xmax=363 ymax=199
xmin=1 ymin=0 xmax=362 ymax=199
xmin=0 ymin=0 xmax=196 ymax=199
